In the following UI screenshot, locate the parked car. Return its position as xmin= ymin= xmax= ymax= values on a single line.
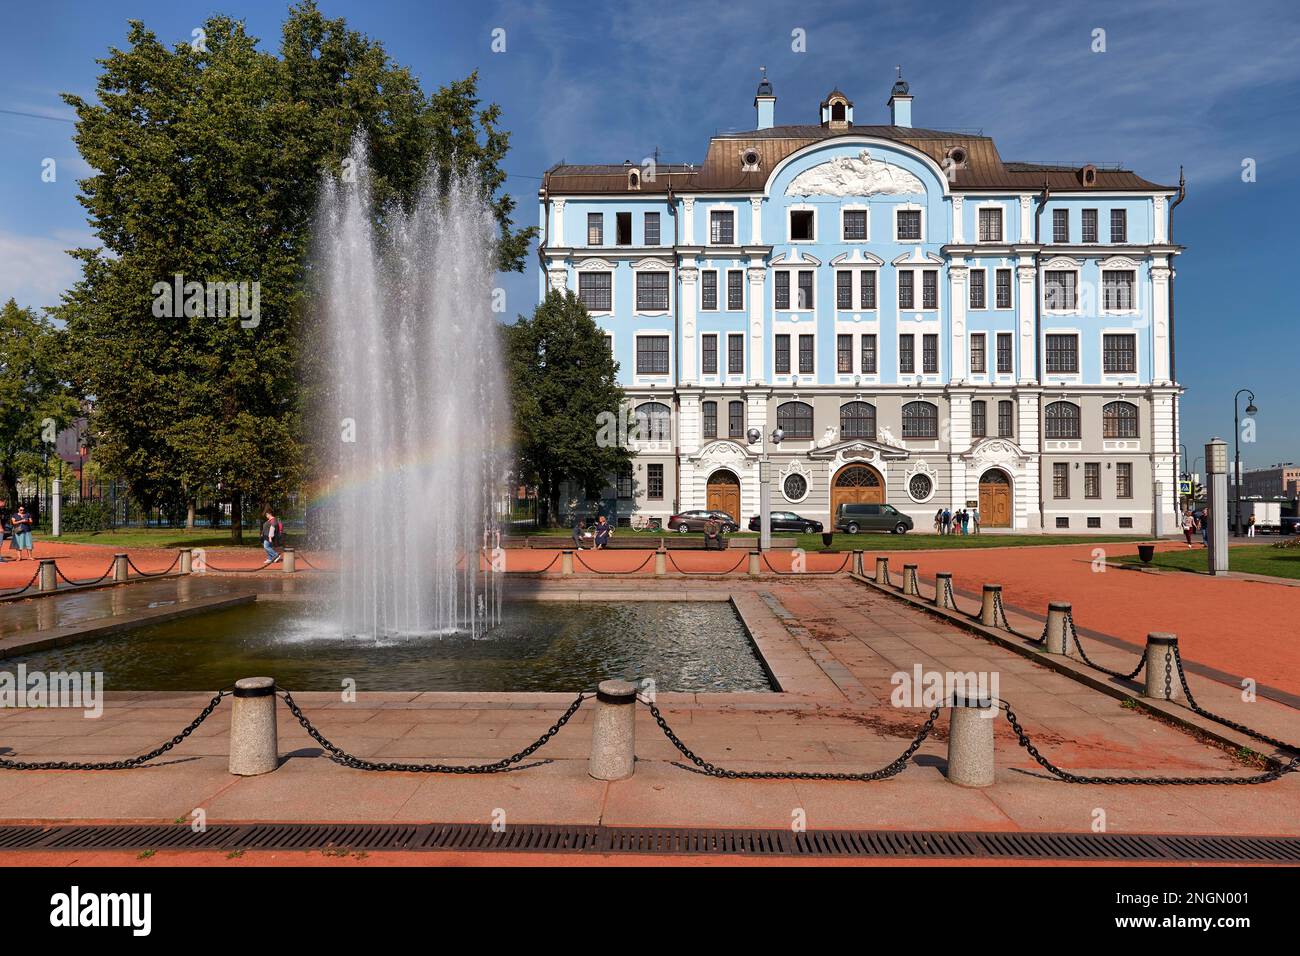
xmin=747 ymin=512 xmax=824 ymax=533
xmin=667 ymin=510 xmax=739 ymax=533
xmin=834 ymin=503 xmax=913 ymax=534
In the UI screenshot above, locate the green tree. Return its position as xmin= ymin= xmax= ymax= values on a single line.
xmin=0 ymin=299 xmax=80 ymax=506
xmin=506 ymin=291 xmax=633 ymax=526
xmin=55 ymin=3 xmax=534 ymax=540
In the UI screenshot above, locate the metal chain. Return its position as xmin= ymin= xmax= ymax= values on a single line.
xmin=55 ymin=560 xmax=116 ymax=588
xmin=125 ymin=552 xmax=182 ymax=577
xmin=758 ymin=552 xmax=851 ymax=576
xmin=675 ymin=551 xmax=749 ymax=575
xmin=279 ymin=690 xmax=590 ymax=773
xmin=644 ymin=697 xmax=941 ymax=780
xmin=574 ymin=551 xmax=657 ymax=575
xmin=992 ymin=590 xmax=1044 ymax=642
xmin=1066 ymin=611 xmax=1146 ymax=680
xmin=1169 ymin=645 xmax=1300 ymax=754
xmin=0 ymin=567 xmax=43 ymax=597
xmin=0 ymin=691 xmax=228 ymax=770
xmin=942 ymin=577 xmax=971 ymax=615
xmin=1003 ymin=701 xmax=1298 ymax=785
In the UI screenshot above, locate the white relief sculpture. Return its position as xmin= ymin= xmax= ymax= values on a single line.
xmin=815 ymin=425 xmax=838 ymax=448
xmin=786 ymin=150 xmax=924 ymax=197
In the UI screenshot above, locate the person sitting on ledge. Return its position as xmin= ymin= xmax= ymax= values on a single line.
xmin=593 ymin=514 xmax=612 ymax=549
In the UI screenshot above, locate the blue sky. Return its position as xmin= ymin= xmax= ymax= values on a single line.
xmin=1 ymin=0 xmax=1298 ymax=469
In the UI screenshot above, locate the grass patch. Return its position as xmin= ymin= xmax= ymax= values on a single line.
xmin=42 ymin=529 xmax=269 ymax=550
xmin=1111 ymin=544 xmax=1300 ymax=581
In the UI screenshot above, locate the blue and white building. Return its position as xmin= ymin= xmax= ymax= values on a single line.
xmin=538 ymin=74 xmax=1184 ymax=532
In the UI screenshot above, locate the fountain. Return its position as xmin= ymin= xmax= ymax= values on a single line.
xmin=313 ymin=140 xmax=508 ymax=638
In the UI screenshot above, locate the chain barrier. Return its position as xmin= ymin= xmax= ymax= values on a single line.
xmin=1169 ymin=645 xmax=1300 ymax=754
xmin=0 ymin=690 xmax=229 ymax=770
xmin=670 ymin=551 xmax=750 ymax=575
xmin=941 ymin=576 xmax=972 ymax=615
xmin=54 ymin=560 xmax=116 ymax=588
xmin=1065 ymin=611 xmax=1146 ymax=681
xmin=125 ymin=553 xmax=182 ymax=578
xmin=294 ymin=553 xmax=326 ymax=571
xmin=201 ymin=559 xmax=273 ymax=573
xmin=0 ymin=566 xmax=43 ymax=598
xmin=992 ymin=590 xmax=1047 ymax=643
xmin=573 ymin=551 xmax=658 ymax=575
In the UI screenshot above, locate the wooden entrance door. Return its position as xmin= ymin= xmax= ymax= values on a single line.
xmin=978 ymin=469 xmax=1012 ymax=528
xmin=706 ymin=470 xmax=741 ymax=522
xmin=830 ymin=464 xmax=885 ymax=522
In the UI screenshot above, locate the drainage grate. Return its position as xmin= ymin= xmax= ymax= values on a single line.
xmin=2 ymin=823 xmax=1296 ymax=863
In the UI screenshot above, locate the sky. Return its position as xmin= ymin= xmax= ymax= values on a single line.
xmin=1 ymin=0 xmax=1298 ymax=471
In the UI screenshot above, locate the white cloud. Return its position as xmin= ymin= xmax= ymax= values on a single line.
xmin=0 ymin=228 xmax=94 ymax=313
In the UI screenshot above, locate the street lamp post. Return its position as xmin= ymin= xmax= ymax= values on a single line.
xmin=1232 ymin=389 xmax=1257 ymax=536
xmin=748 ymin=425 xmax=784 ymax=550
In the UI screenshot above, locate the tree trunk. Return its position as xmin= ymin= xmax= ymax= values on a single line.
xmin=230 ymin=491 xmax=243 ymax=543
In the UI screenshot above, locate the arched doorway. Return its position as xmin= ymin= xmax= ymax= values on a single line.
xmin=978 ymin=469 xmax=1012 ymax=528
xmin=831 ymin=463 xmax=885 ymax=520
xmin=706 ymin=469 xmax=741 ymax=521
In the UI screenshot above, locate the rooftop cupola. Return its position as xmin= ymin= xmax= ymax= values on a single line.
xmin=820 ymin=88 xmax=854 ymax=130
xmin=888 ymin=66 xmax=912 ymax=128
xmin=754 ymin=66 xmax=776 ymax=130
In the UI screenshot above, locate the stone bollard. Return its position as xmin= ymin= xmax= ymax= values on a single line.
xmin=228 ymin=677 xmax=279 ymax=776
xmin=946 ymin=692 xmax=997 ymax=788
xmin=875 ymin=555 xmax=890 ymax=585
xmin=561 ymin=549 xmax=574 ymax=577
xmin=1143 ymin=633 xmax=1182 ymax=701
xmin=935 ymin=572 xmax=956 ymax=609
xmin=852 ymin=550 xmax=865 ymax=576
xmin=980 ymin=585 xmax=1001 ymax=626
xmin=902 ymin=564 xmax=919 ymax=595
xmin=113 ymin=553 xmax=129 ymax=582
xmin=589 ymin=679 xmax=637 ymax=781
xmin=748 ymin=550 xmax=761 ymax=576
xmin=655 ymin=546 xmax=667 ymax=577
xmin=38 ymin=559 xmax=57 ymax=592
xmin=180 ymin=549 xmax=193 ymax=574
xmin=282 ymin=549 xmax=296 ymax=573
xmin=1045 ymin=602 xmax=1071 ymax=655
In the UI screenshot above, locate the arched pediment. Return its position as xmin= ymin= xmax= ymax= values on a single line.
xmin=890 ymin=248 xmax=944 ymax=266
xmin=764 ymin=137 xmax=951 ymax=199
xmin=1041 ymin=255 xmax=1082 ymax=271
xmin=785 ymin=149 xmax=925 ymax=197
xmin=960 ymin=437 xmax=1028 ymax=464
xmin=575 ymin=258 xmax=615 ymax=270
xmin=690 ymin=439 xmax=758 ymax=464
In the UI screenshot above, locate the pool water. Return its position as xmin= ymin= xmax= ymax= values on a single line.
xmin=7 ymin=599 xmax=774 ymax=693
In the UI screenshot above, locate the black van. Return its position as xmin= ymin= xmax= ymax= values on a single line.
xmin=835 ymin=503 xmax=914 ymax=534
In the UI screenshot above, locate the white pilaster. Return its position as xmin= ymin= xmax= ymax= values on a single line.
xmin=680 ymin=262 xmax=699 ymax=384
xmin=1018 ymin=195 xmax=1033 ymax=243
xmin=750 ymin=197 xmax=763 ymax=245
xmin=949 ymin=262 xmax=968 ymax=383
xmin=682 ymin=197 xmax=695 ymax=246
xmin=1150 ymin=260 xmax=1172 ymax=385
xmin=1153 ymin=195 xmax=1168 ymax=245
xmin=552 ymin=198 xmax=566 ymax=247
xmin=951 ymin=196 xmax=964 ymax=244
xmin=547 ymin=265 xmax=568 ymax=292
xmin=1016 ymin=261 xmax=1036 ymax=384
xmin=748 ymin=265 xmax=766 ymax=383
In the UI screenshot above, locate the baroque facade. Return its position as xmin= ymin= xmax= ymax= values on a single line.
xmin=538 ymin=73 xmax=1184 ymax=533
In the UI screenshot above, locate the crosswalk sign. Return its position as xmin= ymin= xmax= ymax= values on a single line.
xmin=1178 ymin=480 xmax=1192 ymax=496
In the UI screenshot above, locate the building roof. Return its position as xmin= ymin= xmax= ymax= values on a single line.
xmin=543 ymin=122 xmax=1172 ymax=195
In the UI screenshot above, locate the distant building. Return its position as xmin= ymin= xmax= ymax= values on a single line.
xmin=1242 ymin=463 xmax=1300 ymax=499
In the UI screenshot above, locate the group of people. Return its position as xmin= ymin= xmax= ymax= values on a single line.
xmin=0 ymin=501 xmax=34 ymax=560
xmin=570 ymin=514 xmax=613 ymax=550
xmin=1181 ymin=508 xmax=1211 ymax=548
xmin=934 ymin=506 xmax=978 ymax=536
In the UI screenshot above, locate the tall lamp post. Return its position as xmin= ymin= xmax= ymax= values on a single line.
xmin=747 ymin=425 xmax=784 ymax=550
xmin=1232 ymin=389 xmax=1257 ymax=535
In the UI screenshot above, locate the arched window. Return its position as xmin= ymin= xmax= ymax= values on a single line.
xmin=901 ymin=401 xmax=938 ymax=439
xmin=776 ymin=401 xmax=813 ymax=439
xmin=1102 ymin=401 xmax=1138 ymax=439
xmin=839 ymin=401 xmax=876 ymax=440
xmin=1044 ymin=401 xmax=1081 ymax=439
xmin=634 ymin=401 xmax=672 ymax=442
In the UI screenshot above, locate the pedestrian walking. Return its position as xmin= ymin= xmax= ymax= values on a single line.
xmin=1181 ymin=510 xmax=1196 ymax=548
xmin=933 ymin=508 xmax=943 ymax=534
xmin=593 ymin=514 xmax=612 ymax=549
xmin=261 ymin=508 xmax=282 ymax=564
xmin=10 ymin=506 xmax=33 ymax=560
xmin=1200 ymin=508 xmax=1210 ymax=547
xmin=1247 ymin=514 xmax=1257 ymax=538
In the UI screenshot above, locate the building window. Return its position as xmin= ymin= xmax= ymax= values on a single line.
xmin=836 ymin=271 xmax=852 ymax=310
xmin=837 ymin=334 xmax=853 ymax=373
xmin=1056 ymin=516 xmax=1070 ymax=529
xmin=1045 ymin=401 xmax=1081 ymax=439
xmin=701 ymin=270 xmax=718 ymax=310
xmin=777 ymin=401 xmax=813 ymax=439
xmin=1087 ymin=516 xmax=1102 ymax=529
xmin=1085 ymin=462 xmax=1101 ymax=498
xmin=896 ymin=208 xmax=922 ymax=241
xmin=577 ymin=272 xmax=612 ymax=312
xmin=796 ymin=270 xmax=814 ymax=309
xmin=1110 ymin=208 xmax=1127 ymax=243
xmin=997 ymin=400 xmax=1014 ymax=438
xmin=798 ymin=334 xmax=814 ymax=374
xmin=901 ymin=401 xmax=938 ymax=439
xmin=840 ymin=401 xmax=876 ymax=439
xmin=1053 ymin=462 xmax=1069 ymax=498
xmin=898 ymin=271 xmax=914 ymax=309
xmin=1052 ymin=208 xmax=1069 ymax=244
xmin=996 ymin=332 xmax=1013 ymax=373
xmin=922 ymin=270 xmax=938 ymax=309
xmin=701 ymin=334 xmax=718 ymax=374
xmin=587 ymin=213 xmax=603 ymax=246
xmin=1119 ymin=516 xmax=1133 ymax=529
xmin=1082 ymin=208 xmax=1098 ymax=243
xmin=635 ymin=336 xmax=670 ymax=375
xmin=774 ymin=271 xmax=790 ymax=310
xmin=789 ymin=209 xmax=814 ymax=241
xmin=909 ymin=474 xmax=933 ymax=501
xmin=995 ymin=268 xmax=1012 ymax=308
xmin=971 ymin=333 xmax=987 ymax=373
xmin=636 ymin=272 xmax=669 ymax=311
xmin=843 ymin=209 xmax=868 ymax=240
xmin=1103 ymin=333 xmax=1137 ymax=373
xmin=710 ymin=209 xmax=734 ymax=244
xmin=647 ymin=463 xmax=664 ymax=500
xmin=860 ymin=271 xmax=877 ymax=309
xmin=727 ymin=333 xmax=744 ymax=374
xmin=922 ymin=333 xmax=938 ymax=374
xmin=728 ymin=400 xmax=744 ymax=438
xmin=604 ymin=334 xmax=613 ymax=354
xmin=978 ymin=207 xmax=1003 ymax=242
xmin=1116 ymin=461 xmax=1133 ymax=499
xmin=861 ymin=334 xmax=877 ymax=373
xmin=635 ymin=402 xmax=672 ymax=441
xmin=971 ymin=400 xmax=987 ymax=438
xmin=702 ymin=401 xmax=717 ymax=439
xmin=727 ymin=270 xmax=744 ymax=310
xmin=616 ymin=465 xmax=633 ymax=499
xmin=899 ymin=334 xmax=915 ymax=374
xmin=644 ymin=212 xmax=660 ymax=246
xmin=616 ymin=212 xmax=632 ymax=246
xmin=1045 ymin=334 xmax=1079 ymax=373
xmin=1103 ymin=401 xmax=1139 ymax=439
xmin=775 ymin=334 xmax=791 ymax=374
xmin=969 ymin=269 xmax=986 ymax=310
xmin=1044 ymin=271 xmax=1077 ymax=311
xmin=1102 ymin=270 xmax=1135 ymax=311
xmin=784 ymin=473 xmax=808 ymax=500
